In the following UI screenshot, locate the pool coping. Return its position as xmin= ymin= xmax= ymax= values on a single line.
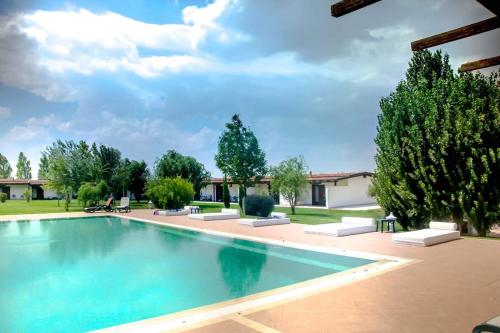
xmin=0 ymin=213 xmax=416 ymax=332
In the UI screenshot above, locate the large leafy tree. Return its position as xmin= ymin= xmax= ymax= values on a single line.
xmin=215 ymin=114 xmax=267 ymax=207
xmin=374 ymin=50 xmax=499 ymax=234
xmin=270 ymin=156 xmax=308 ymax=215
xmin=16 ymin=152 xmax=32 ymax=179
xmin=0 ymin=153 xmax=12 ymax=178
xmin=453 ymin=71 xmax=499 ymax=236
xmin=155 ymin=150 xmax=210 ymax=199
xmin=38 ymin=152 xmax=50 ymax=179
xmin=128 ymin=160 xmax=149 ymax=202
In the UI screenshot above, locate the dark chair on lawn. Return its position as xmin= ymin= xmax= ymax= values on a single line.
xmin=84 ymin=197 xmax=114 ymax=213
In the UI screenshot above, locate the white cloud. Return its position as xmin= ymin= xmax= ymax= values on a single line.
xmin=0 ymin=106 xmax=11 ymax=119
xmin=183 ymin=0 xmax=231 ymax=27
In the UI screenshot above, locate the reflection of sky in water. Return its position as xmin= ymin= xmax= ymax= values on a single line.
xmin=0 ymin=217 xmax=374 ymax=332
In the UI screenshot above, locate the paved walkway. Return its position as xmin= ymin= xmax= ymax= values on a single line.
xmin=110 ymin=209 xmax=500 ymax=333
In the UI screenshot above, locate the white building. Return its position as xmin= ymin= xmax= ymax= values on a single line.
xmin=0 ymin=179 xmax=59 ymax=200
xmin=199 ymin=172 xmax=376 ymax=209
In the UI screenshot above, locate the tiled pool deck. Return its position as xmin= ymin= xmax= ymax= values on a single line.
xmin=2 ymin=210 xmax=499 ymax=332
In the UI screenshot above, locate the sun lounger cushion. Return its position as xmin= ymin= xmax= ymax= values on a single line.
xmin=304 ymin=223 xmax=376 ymax=237
xmin=392 ymin=228 xmax=460 ymax=246
xmin=341 ymin=217 xmax=375 ymax=225
xmin=155 ymin=209 xmax=189 ymax=216
xmin=239 ymin=217 xmax=290 ymax=227
xmin=429 ymin=221 xmax=457 ymax=230
xmin=221 ymin=208 xmax=239 ymax=214
xmin=188 ymin=209 xmax=240 ymax=221
xmin=270 ymin=212 xmax=287 ymax=218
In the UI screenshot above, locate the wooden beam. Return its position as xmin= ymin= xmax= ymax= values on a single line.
xmin=411 ymin=17 xmax=500 ymax=51
xmin=477 ymin=0 xmax=500 ymax=15
xmin=331 ymin=0 xmax=381 ymax=17
xmin=459 ymin=55 xmax=500 ymax=72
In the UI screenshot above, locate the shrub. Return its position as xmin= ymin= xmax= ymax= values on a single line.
xmin=0 ymin=192 xmax=7 ymax=203
xmin=23 ymin=189 xmax=31 ymax=202
xmin=145 ymin=177 xmax=194 ymax=210
xmin=77 ymin=180 xmax=109 ymax=208
xmin=244 ymin=194 xmax=274 ymax=217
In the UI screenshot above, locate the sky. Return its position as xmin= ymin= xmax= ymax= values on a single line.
xmin=0 ymin=0 xmax=498 ymax=178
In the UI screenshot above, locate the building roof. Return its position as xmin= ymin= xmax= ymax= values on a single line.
xmin=208 ymin=172 xmax=373 ymax=184
xmin=0 ymin=179 xmax=49 ymax=186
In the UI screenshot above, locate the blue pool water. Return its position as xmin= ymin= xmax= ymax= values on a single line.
xmin=0 ymin=216 xmax=374 ymax=332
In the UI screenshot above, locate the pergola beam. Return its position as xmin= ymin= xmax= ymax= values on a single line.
xmin=411 ymin=17 xmax=500 ymax=51
xmin=459 ymin=55 xmax=500 ymax=72
xmin=331 ymin=0 xmax=381 ymax=17
xmin=477 ymin=0 xmax=500 ymax=15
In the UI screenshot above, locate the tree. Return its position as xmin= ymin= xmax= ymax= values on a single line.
xmin=155 ymin=150 xmax=210 ymax=199
xmin=16 ymin=152 xmax=32 ymax=179
xmin=145 ymin=177 xmax=194 ymax=210
xmin=222 ymin=175 xmax=230 ymax=208
xmin=215 ymin=114 xmax=267 ymax=208
xmin=0 ymin=153 xmax=12 ymax=178
xmin=373 ymin=49 xmax=499 ymax=234
xmin=96 ymin=144 xmax=121 ymax=188
xmin=128 ymin=160 xmax=149 ymax=202
xmin=453 ymin=71 xmax=499 ymax=236
xmin=38 ymin=152 xmax=49 ymax=179
xmin=77 ymin=180 xmax=109 ymax=208
xmin=270 ymin=156 xmax=308 ymax=215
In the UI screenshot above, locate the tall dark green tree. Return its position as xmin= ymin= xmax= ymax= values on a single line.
xmin=374 ymin=50 xmax=499 ymax=234
xmin=452 ymin=71 xmax=499 ymax=236
xmin=215 ymin=114 xmax=267 ymax=208
xmin=0 ymin=153 xmax=12 ymax=178
xmin=128 ymin=160 xmax=149 ymax=202
xmin=222 ymin=175 xmax=230 ymax=208
xmin=155 ymin=150 xmax=210 ymax=199
xmin=16 ymin=152 xmax=32 ymax=179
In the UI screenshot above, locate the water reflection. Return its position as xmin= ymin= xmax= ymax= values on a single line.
xmin=0 ymin=221 xmax=10 ymax=236
xmin=152 ymin=226 xmax=197 ymax=252
xmin=217 ymin=239 xmax=268 ymax=296
xmin=47 ymin=217 xmax=131 ymax=264
xmin=16 ymin=220 xmax=31 ymax=235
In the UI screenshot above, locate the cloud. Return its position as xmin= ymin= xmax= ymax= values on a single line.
xmin=0 ymin=106 xmax=11 ymax=119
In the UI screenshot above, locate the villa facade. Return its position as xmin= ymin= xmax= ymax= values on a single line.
xmin=0 ymin=179 xmax=58 ymax=200
xmin=199 ymin=172 xmax=377 ymax=209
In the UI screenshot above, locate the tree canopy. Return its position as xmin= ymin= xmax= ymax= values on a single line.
xmin=215 ymin=114 xmax=267 ymax=207
xmin=270 ymin=156 xmax=308 ymax=215
xmin=373 ymin=50 xmax=499 ymax=235
xmin=154 ymin=150 xmax=210 ymax=199
xmin=16 ymin=152 xmax=32 ymax=179
xmin=0 ymin=153 xmax=12 ymax=178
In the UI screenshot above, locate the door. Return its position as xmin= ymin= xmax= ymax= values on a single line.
xmin=215 ymin=184 xmax=223 ymax=202
xmin=2 ymin=187 xmax=10 ymax=200
xmin=312 ymin=184 xmax=325 ymax=206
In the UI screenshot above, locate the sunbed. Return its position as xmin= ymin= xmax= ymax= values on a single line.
xmin=116 ymin=197 xmax=130 ymax=213
xmin=188 ymin=208 xmax=240 ymax=221
xmin=154 ymin=206 xmax=190 ymax=216
xmin=472 ymin=314 xmax=500 ymax=333
xmin=84 ymin=197 xmax=114 ymax=213
xmin=239 ymin=212 xmax=290 ymax=227
xmin=304 ymin=217 xmax=376 ymax=237
xmin=392 ymin=222 xmax=460 ymax=246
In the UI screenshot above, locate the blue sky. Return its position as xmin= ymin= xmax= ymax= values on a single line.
xmin=0 ymin=0 xmax=498 ymax=178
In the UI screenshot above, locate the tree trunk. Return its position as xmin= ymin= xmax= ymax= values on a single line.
xmin=451 ymin=207 xmax=464 ymax=235
xmin=291 ymin=205 xmax=296 ymax=215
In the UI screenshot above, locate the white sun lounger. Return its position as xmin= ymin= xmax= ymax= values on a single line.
xmin=188 ymin=208 xmax=240 ymax=221
xmin=392 ymin=222 xmax=460 ymax=246
xmin=304 ymin=217 xmax=376 ymax=237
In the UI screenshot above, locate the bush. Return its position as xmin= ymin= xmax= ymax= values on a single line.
xmin=23 ymin=189 xmax=31 ymax=202
xmin=0 ymin=192 xmax=7 ymax=203
xmin=145 ymin=177 xmax=194 ymax=210
xmin=244 ymin=194 xmax=274 ymax=217
xmin=77 ymin=180 xmax=109 ymax=208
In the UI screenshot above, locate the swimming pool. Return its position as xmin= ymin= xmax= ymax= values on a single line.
xmin=0 ymin=216 xmax=376 ymax=332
